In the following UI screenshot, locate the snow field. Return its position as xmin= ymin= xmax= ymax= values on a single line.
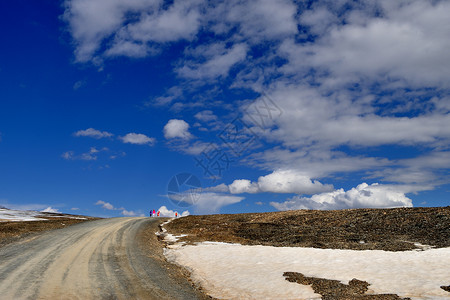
xmin=165 ymin=242 xmax=450 ymax=299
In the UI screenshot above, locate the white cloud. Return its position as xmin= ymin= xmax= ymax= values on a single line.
xmin=257 ymin=170 xmax=332 ymax=194
xmin=95 ymin=200 xmax=144 ymax=216
xmin=121 ymin=209 xmax=137 ymax=216
xmin=194 ymin=192 xmax=244 ymax=214
xmin=194 ymin=110 xmax=217 ymax=122
xmin=163 ymin=119 xmax=192 ymax=139
xmin=271 ymin=1 xmax=450 ymax=90
xmin=61 ymin=151 xmax=75 ymax=160
xmin=62 ymin=147 xmax=110 ymax=161
xmin=271 ymin=183 xmax=413 ymax=211
xmin=112 ymin=1 xmax=200 ymax=44
xmin=238 ymin=82 xmax=450 ymax=190
xmin=169 ymin=140 xmax=218 ymax=156
xmin=105 ymin=41 xmax=154 ymax=58
xmin=63 ymin=0 xmax=201 ymax=62
xmin=79 ymin=152 xmax=97 ymax=161
xmin=157 ymin=206 xmax=189 ymax=217
xmin=119 ymin=133 xmax=155 ymax=145
xmin=251 ymin=85 xmax=450 ymax=149
xmin=74 ymin=128 xmax=113 ymax=139
xmin=219 ymin=170 xmax=333 ymax=195
xmin=166 ymin=190 xmax=244 ymax=214
xmin=95 ymin=200 xmax=114 ymax=210
xmin=41 ymin=207 xmax=61 ymax=213
xmin=151 ymin=86 xmax=183 ymax=106
xmin=177 ymin=43 xmax=248 ymax=80
xmin=206 ymin=0 xmax=297 ymax=41
xmin=229 ymin=179 xmax=259 ymax=194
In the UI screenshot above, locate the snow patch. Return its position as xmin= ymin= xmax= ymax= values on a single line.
xmin=0 ymin=208 xmax=88 ymax=222
xmin=0 ymin=208 xmax=48 ymax=222
xmin=165 ymin=242 xmax=450 ymax=299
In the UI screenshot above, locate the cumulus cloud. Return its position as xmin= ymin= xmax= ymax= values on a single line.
xmin=271 ymin=183 xmax=413 ymax=211
xmin=228 ymin=179 xmax=259 ymax=194
xmin=95 ymin=200 xmax=143 ymax=216
xmin=216 ymin=170 xmax=333 ymax=195
xmin=74 ymin=128 xmax=113 ymax=139
xmin=121 ymin=209 xmax=137 ymax=216
xmin=157 ymin=206 xmax=189 ymax=217
xmin=119 ymin=133 xmax=155 ymax=145
xmin=194 ymin=192 xmax=244 ymax=214
xmin=63 ymin=0 xmax=201 ymax=62
xmin=163 ymin=119 xmax=192 ymax=139
xmin=95 ymin=200 xmax=115 ymax=210
xmin=251 ymin=85 xmax=450 ymax=150
xmin=177 ymin=43 xmax=248 ymax=80
xmin=294 ymin=0 xmax=450 ymax=89
xmin=166 ymin=189 xmax=244 ymax=213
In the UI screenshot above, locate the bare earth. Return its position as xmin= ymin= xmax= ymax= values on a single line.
xmin=0 ymin=214 xmax=100 ymax=247
xmin=165 ymin=207 xmax=450 ymax=251
xmin=0 ymin=217 xmax=207 ymax=300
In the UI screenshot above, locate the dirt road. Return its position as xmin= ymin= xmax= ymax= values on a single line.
xmin=0 ymin=217 xmax=204 ymax=300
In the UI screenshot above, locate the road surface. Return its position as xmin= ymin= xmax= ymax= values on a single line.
xmin=0 ymin=217 xmax=205 ymax=300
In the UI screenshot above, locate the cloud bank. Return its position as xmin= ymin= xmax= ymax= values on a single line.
xmin=271 ymin=183 xmax=413 ymax=211
xmin=212 ymin=170 xmax=333 ymax=195
xmin=95 ymin=200 xmax=144 ymax=216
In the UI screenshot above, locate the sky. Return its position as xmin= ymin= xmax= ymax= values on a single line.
xmin=0 ymin=0 xmax=449 ymax=218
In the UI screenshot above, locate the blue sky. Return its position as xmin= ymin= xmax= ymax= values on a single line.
xmin=0 ymin=0 xmax=449 ymax=217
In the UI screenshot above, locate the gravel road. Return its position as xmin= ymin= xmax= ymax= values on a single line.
xmin=0 ymin=217 xmax=205 ymax=300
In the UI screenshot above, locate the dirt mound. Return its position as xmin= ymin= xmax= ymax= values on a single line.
xmin=166 ymin=207 xmax=450 ymax=251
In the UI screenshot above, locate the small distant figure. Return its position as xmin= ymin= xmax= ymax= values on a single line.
xmin=149 ymin=210 xmax=153 ymax=217
xmin=157 ymin=211 xmax=160 ymax=217
xmin=175 ymin=212 xmax=178 ymax=218
xmin=152 ymin=209 xmax=156 ymax=217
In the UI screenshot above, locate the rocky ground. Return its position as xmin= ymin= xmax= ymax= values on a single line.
xmin=165 ymin=207 xmax=450 ymax=251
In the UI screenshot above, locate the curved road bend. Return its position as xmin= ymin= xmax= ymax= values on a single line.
xmin=0 ymin=217 xmax=204 ymax=300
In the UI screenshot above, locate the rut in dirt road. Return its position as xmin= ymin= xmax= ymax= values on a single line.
xmin=0 ymin=217 xmax=203 ymax=300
